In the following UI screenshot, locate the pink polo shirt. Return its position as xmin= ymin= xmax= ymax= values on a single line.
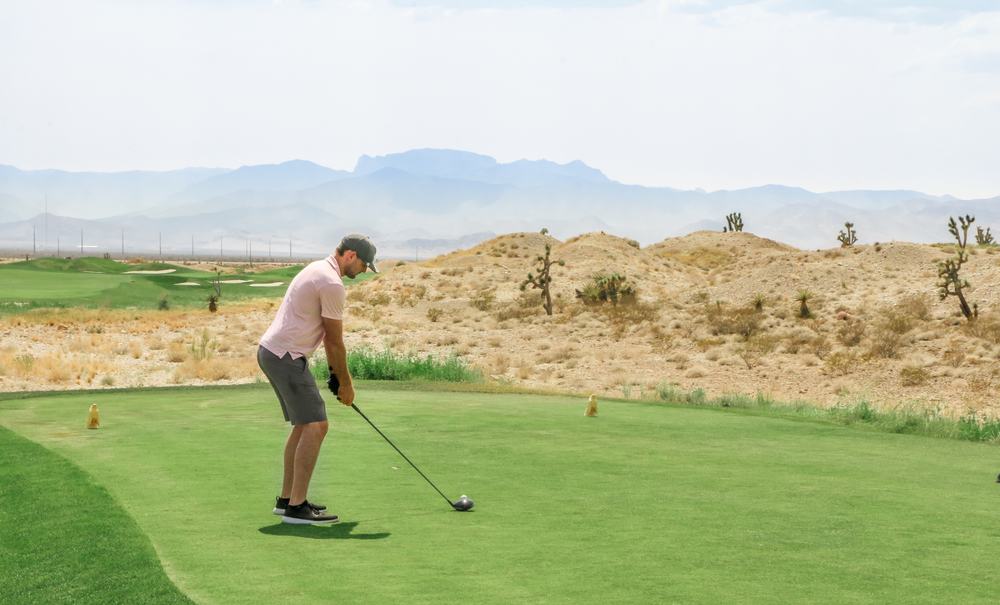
xmin=259 ymin=255 xmax=346 ymax=359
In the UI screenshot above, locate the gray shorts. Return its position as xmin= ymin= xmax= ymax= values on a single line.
xmin=257 ymin=346 xmax=327 ymax=425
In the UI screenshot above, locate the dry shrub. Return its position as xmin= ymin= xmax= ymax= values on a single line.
xmin=781 ymin=328 xmax=816 ymax=354
xmin=738 ymin=334 xmax=779 ymax=369
xmin=880 ymin=310 xmax=914 ymax=335
xmin=367 ymin=292 xmax=392 ymax=306
xmin=427 ymin=307 xmax=444 ymax=322
xmin=836 ymin=319 xmax=866 ymax=347
xmin=68 ymin=334 xmax=101 ymax=353
xmin=942 ymin=339 xmax=966 ymax=367
xmin=704 ymin=303 xmax=761 ymax=338
xmin=173 ymin=357 xmax=232 ymax=382
xmin=470 ymin=289 xmax=496 ymax=312
xmin=963 ymin=315 xmax=1000 ymax=344
xmin=128 ymin=340 xmax=144 ymax=359
xmin=603 ymin=302 xmax=659 ymax=339
xmin=897 ymin=294 xmax=932 ymax=321
xmin=695 ymin=337 xmax=725 ymax=351
xmin=166 ymin=342 xmax=187 ymax=363
xmin=824 ymin=350 xmax=860 ymax=376
xmin=395 ymin=285 xmax=426 ymax=307
xmin=900 ymin=365 xmax=930 ymax=386
xmin=967 ymin=373 xmax=994 ymax=397
xmin=489 ymin=353 xmax=510 ymax=375
xmin=866 ymin=328 xmax=903 ymax=359
xmin=495 ymin=292 xmax=542 ymax=322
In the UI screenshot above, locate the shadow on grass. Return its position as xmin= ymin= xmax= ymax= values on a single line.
xmin=258 ymin=521 xmax=390 ymax=540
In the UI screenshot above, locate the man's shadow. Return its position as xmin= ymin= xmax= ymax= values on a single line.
xmin=258 ymin=521 xmax=390 ymax=540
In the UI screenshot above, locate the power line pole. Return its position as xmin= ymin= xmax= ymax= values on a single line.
xmin=44 ymin=194 xmax=48 ymax=254
xmin=80 ymin=229 xmax=83 ymax=256
xmin=159 ymin=232 xmax=162 ymax=260
xmin=121 ymin=228 xmax=125 ymax=258
xmin=191 ymin=234 xmax=194 ymax=257
xmin=32 ymin=225 xmax=36 ymax=255
xmin=57 ymin=236 xmax=60 ymax=257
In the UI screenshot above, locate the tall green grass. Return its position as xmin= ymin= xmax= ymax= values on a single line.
xmin=311 ymin=347 xmax=482 ymax=383
xmin=654 ymin=382 xmax=1000 ymax=443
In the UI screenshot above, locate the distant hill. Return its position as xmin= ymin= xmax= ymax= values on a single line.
xmin=0 ymin=149 xmax=998 ymax=257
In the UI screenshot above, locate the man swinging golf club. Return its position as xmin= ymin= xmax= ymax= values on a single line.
xmin=257 ymin=234 xmax=377 ymax=524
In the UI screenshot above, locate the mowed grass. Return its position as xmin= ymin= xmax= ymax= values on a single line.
xmin=0 ymin=426 xmax=193 ymax=604
xmin=1 ymin=384 xmax=999 ymax=604
xmin=0 ymin=257 xmax=376 ymax=312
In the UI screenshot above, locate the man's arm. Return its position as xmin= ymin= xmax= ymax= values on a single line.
xmin=322 ymin=316 xmax=355 ymax=405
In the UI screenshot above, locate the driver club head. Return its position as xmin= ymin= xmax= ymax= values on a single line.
xmin=452 ymin=495 xmax=474 ymax=511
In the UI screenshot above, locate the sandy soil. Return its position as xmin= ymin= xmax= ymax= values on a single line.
xmin=2 ymin=231 xmax=999 ymax=418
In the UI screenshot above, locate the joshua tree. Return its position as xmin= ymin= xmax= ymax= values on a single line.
xmin=723 ymin=212 xmax=744 ymax=232
xmin=796 ymin=290 xmax=813 ymax=319
xmin=837 ymin=222 xmax=858 ymax=247
xmin=938 ymin=215 xmax=978 ymax=321
xmin=208 ymin=269 xmax=222 ymax=313
xmin=521 ymin=229 xmax=564 ymax=316
xmin=976 ymin=226 xmax=995 ymax=246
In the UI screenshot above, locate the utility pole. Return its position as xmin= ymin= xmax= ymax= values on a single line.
xmin=268 ymin=239 xmax=272 ymax=262
xmin=33 ymin=225 xmax=36 ymax=255
xmin=57 ymin=236 xmax=60 ymax=257
xmin=44 ymin=195 xmax=48 ymax=254
xmin=191 ymin=234 xmax=194 ymax=257
xmin=121 ymin=228 xmax=125 ymax=258
xmin=159 ymin=232 xmax=162 ymax=260
xmin=249 ymin=239 xmax=253 ymax=266
xmin=220 ymin=237 xmax=223 ymax=259
xmin=289 ymin=238 xmax=292 ymax=259
xmin=80 ymin=229 xmax=83 ymax=256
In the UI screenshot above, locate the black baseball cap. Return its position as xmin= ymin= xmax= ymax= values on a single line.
xmin=340 ymin=234 xmax=378 ymax=273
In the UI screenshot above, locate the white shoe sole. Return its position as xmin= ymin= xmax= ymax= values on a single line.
xmin=273 ymin=507 xmax=285 ymax=515
xmin=281 ymin=515 xmax=339 ymax=525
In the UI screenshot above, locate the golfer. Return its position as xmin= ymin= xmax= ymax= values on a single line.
xmin=257 ymin=234 xmax=378 ymax=524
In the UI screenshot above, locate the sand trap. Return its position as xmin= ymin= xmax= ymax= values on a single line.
xmin=249 ymin=282 xmax=284 ymax=288
xmin=219 ymin=279 xmax=253 ymax=284
xmin=175 ymin=281 xmax=201 ymax=286
xmin=125 ymin=269 xmax=176 ymax=274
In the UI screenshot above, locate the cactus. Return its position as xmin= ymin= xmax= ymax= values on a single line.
xmin=975 ymin=226 xmax=995 ymax=246
xmin=837 ymin=222 xmax=858 ymax=247
xmin=937 ymin=215 xmax=978 ymax=321
xmin=723 ymin=212 xmax=744 ymax=232
xmin=520 ymin=229 xmax=564 ymax=316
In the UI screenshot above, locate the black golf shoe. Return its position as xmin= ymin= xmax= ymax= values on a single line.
xmin=281 ymin=501 xmax=339 ymax=525
xmin=273 ymin=497 xmax=327 ymax=515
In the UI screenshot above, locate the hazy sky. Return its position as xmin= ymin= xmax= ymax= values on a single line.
xmin=2 ymin=0 xmax=999 ymax=197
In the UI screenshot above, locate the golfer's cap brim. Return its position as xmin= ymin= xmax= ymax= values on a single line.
xmin=367 ymin=261 xmax=379 ymax=273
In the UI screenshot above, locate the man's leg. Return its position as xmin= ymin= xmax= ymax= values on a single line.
xmin=280 ymin=425 xmax=304 ymax=499
xmin=289 ymin=420 xmax=329 ymax=506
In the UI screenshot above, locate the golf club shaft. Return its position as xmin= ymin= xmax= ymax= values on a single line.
xmin=351 ymin=403 xmax=454 ymax=507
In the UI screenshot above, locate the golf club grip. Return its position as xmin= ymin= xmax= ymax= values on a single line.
xmin=351 ymin=404 xmax=453 ymax=506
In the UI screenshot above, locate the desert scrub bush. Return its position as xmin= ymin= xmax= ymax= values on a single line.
xmin=865 ymin=328 xmax=903 ymax=359
xmin=575 ymin=273 xmax=637 ymax=306
xmin=704 ymin=302 xmax=761 ymax=338
xmin=603 ymin=302 xmax=660 ymax=338
xmin=173 ymin=358 xmax=232 ymax=382
xmin=896 ymin=293 xmax=932 ymax=321
xmin=963 ymin=314 xmax=1000 ymax=344
xmin=900 ymin=365 xmax=930 ymax=386
xmin=942 ymin=339 xmax=966 ymax=367
xmin=738 ymin=334 xmax=779 ymax=369
xmin=166 ymin=342 xmax=187 ymax=363
xmin=495 ymin=292 xmax=543 ymax=322
xmin=188 ymin=329 xmax=217 ymax=361
xmin=311 ymin=348 xmax=482 ymax=382
xmin=470 ymin=288 xmax=496 ymax=311
xmin=824 ymin=350 xmax=860 ymax=376
xmin=426 ymin=307 xmax=443 ymax=322
xmin=836 ymin=318 xmax=866 ymax=347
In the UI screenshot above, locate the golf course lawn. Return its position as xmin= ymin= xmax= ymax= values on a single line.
xmin=1 ymin=384 xmax=998 ymax=604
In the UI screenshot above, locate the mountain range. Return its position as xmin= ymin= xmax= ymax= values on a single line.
xmin=1 ymin=148 xmax=997 ymax=258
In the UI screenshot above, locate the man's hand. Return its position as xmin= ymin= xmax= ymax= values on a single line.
xmin=327 ymin=367 xmax=355 ymax=406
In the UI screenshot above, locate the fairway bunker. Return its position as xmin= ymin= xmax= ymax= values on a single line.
xmin=351 ymin=403 xmax=474 ymax=512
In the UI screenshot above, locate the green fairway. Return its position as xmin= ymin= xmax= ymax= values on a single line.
xmin=1 ymin=384 xmax=998 ymax=603
xmin=0 ymin=257 xmax=376 ymax=312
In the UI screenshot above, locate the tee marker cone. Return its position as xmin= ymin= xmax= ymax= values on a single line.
xmin=86 ymin=404 xmax=100 ymax=429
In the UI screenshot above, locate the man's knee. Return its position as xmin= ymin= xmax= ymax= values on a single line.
xmin=300 ymin=420 xmax=328 ymax=438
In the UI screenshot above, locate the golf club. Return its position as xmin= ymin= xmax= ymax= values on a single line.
xmin=351 ymin=403 xmax=474 ymax=512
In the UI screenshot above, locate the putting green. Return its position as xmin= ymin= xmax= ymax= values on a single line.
xmin=0 ymin=384 xmax=998 ymax=603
